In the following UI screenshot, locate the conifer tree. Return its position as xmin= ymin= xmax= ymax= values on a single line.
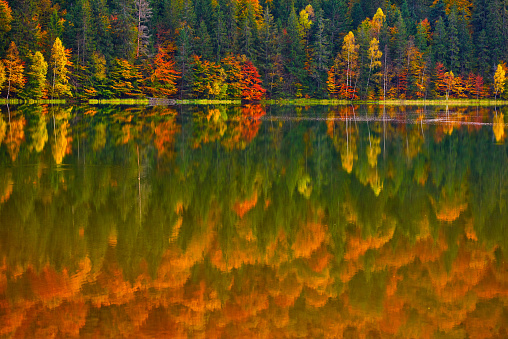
xmin=196 ymin=20 xmax=213 ymax=61
xmin=447 ymin=8 xmax=460 ymax=72
xmin=49 ymin=37 xmax=72 ymax=98
xmin=433 ymin=17 xmax=447 ymax=64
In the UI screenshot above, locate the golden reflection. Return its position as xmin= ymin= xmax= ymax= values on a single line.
xmin=493 ymin=112 xmax=505 ymax=143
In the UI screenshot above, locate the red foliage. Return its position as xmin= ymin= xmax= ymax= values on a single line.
xmin=240 ymin=60 xmax=266 ymax=101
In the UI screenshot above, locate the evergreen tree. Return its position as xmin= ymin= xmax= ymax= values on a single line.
xmin=176 ymin=23 xmax=194 ymax=98
xmin=112 ymin=0 xmax=137 ymax=60
xmin=258 ymin=5 xmax=276 ymax=91
xmin=211 ymin=6 xmax=227 ymax=62
xmin=433 ymin=17 xmax=447 ymax=65
xmin=476 ymin=29 xmax=490 ymax=76
xmin=457 ymin=11 xmax=473 ymax=73
xmin=284 ymin=6 xmax=306 ymax=97
xmin=486 ymin=0 xmax=505 ymax=66
xmin=196 ymin=20 xmax=213 ymax=61
xmin=447 ymin=8 xmax=460 ymax=72
xmin=324 ymin=0 xmax=350 ymax=57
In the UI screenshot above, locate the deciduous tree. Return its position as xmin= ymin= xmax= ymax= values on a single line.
xmin=49 ymin=38 xmax=72 ymax=98
xmin=23 ymin=51 xmax=48 ymax=99
xmin=494 ymin=64 xmax=506 ymax=100
xmin=3 ymin=41 xmax=25 ymax=99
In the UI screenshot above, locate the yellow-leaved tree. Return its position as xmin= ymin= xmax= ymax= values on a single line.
xmin=494 ymin=63 xmax=506 ymax=101
xmin=365 ymin=38 xmax=382 ymax=99
xmin=49 ymin=37 xmax=72 ymax=98
xmin=0 ymin=60 xmax=5 ymax=92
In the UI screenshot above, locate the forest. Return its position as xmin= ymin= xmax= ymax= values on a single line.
xmin=0 ymin=0 xmax=507 ymax=100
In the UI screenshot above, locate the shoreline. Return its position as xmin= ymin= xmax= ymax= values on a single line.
xmin=0 ymin=98 xmax=508 ymax=106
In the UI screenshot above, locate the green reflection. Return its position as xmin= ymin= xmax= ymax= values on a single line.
xmin=0 ymin=104 xmax=507 ymax=338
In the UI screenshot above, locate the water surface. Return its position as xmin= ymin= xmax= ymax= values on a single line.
xmin=0 ymin=104 xmax=507 ymax=338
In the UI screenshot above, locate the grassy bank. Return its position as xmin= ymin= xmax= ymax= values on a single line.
xmin=0 ymin=99 xmax=67 ymax=105
xmin=2 ymin=98 xmax=507 ymax=106
xmin=262 ymin=98 xmax=508 ymax=106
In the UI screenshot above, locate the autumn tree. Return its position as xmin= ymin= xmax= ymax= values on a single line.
xmin=240 ymin=60 xmax=266 ymax=101
xmin=191 ymin=55 xmax=227 ymax=99
xmin=49 ymin=38 xmax=72 ymax=98
xmin=23 ymin=51 xmax=48 ymax=99
xmin=329 ymin=31 xmax=359 ymax=99
xmin=365 ymin=38 xmax=382 ymax=99
xmin=3 ymin=41 xmax=25 ymax=99
xmin=144 ymin=44 xmax=180 ymax=97
xmin=110 ymin=58 xmax=143 ymax=97
xmin=0 ymin=0 xmax=12 ymax=49
xmin=494 ymin=64 xmax=506 ymax=101
xmin=0 ymin=60 xmax=5 ymax=92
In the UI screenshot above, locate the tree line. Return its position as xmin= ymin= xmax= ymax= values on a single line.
xmin=0 ymin=0 xmax=507 ymax=100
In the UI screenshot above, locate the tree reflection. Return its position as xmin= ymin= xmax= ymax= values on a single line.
xmin=0 ymin=104 xmax=507 ymax=338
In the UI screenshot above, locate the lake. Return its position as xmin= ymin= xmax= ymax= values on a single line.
xmin=0 ymin=104 xmax=507 ymax=337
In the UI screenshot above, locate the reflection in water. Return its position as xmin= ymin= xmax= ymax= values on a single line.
xmin=0 ymin=104 xmax=507 ymax=337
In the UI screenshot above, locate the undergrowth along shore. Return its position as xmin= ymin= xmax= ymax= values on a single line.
xmin=1 ymin=98 xmax=508 ymax=106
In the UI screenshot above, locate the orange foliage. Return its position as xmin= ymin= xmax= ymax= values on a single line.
xmin=4 ymin=116 xmax=25 ymax=162
xmin=233 ymin=190 xmax=258 ymax=218
xmin=240 ymin=60 xmax=266 ymax=101
xmin=154 ymin=118 xmax=180 ymax=160
xmin=292 ymin=215 xmax=327 ymax=259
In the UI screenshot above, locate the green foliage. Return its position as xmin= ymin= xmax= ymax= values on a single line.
xmin=23 ymin=51 xmax=48 ymax=99
xmin=110 ymin=58 xmax=144 ymax=97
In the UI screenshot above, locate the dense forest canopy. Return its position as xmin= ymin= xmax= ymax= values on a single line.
xmin=0 ymin=0 xmax=507 ymax=99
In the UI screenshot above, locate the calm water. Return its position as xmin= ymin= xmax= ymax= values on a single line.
xmin=0 ymin=104 xmax=507 ymax=338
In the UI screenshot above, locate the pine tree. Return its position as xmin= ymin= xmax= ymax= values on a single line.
xmin=433 ymin=17 xmax=447 ymax=64
xmin=415 ymin=18 xmax=431 ymax=55
xmin=447 ymin=8 xmax=460 ymax=72
xmin=258 ymin=6 xmax=276 ymax=93
xmin=49 ymin=38 xmax=72 ymax=98
xmin=476 ymin=29 xmax=490 ymax=76
xmin=211 ymin=6 xmax=227 ymax=62
xmin=312 ymin=9 xmax=330 ymax=95
xmin=457 ymin=11 xmax=473 ymax=73
xmin=176 ymin=23 xmax=194 ymax=98
xmin=112 ymin=0 xmax=137 ymax=59
xmin=3 ymin=41 xmax=25 ymax=99
xmin=196 ymin=20 xmax=213 ymax=61
xmin=23 ymin=51 xmax=48 ymax=99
